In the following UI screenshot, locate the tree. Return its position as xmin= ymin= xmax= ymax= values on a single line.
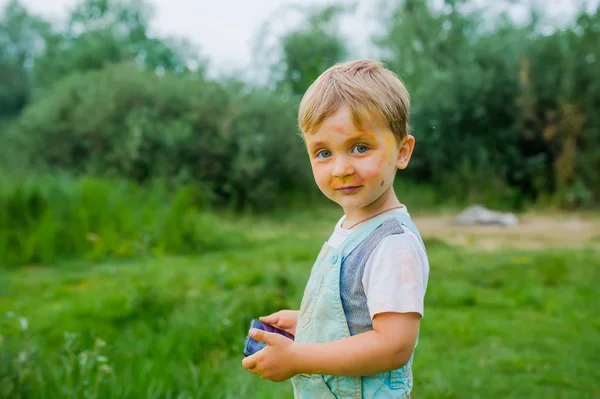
xmin=254 ymin=4 xmax=351 ymax=95
xmin=33 ymin=0 xmax=204 ymax=90
xmin=374 ymin=0 xmax=600 ymax=207
xmin=0 ymin=0 xmax=51 ymax=118
xmin=375 ymin=0 xmax=537 ymax=207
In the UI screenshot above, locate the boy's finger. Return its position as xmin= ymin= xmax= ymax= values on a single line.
xmin=242 ymin=354 xmax=258 ymax=369
xmin=250 ymin=328 xmax=277 ymax=345
xmin=259 ymin=315 xmax=277 ymax=324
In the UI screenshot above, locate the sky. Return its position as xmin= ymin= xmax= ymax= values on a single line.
xmin=1 ymin=0 xmax=597 ymax=77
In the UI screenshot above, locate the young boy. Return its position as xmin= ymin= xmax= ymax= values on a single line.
xmin=242 ymin=59 xmax=430 ymax=398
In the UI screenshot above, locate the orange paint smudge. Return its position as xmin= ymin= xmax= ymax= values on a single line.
xmin=375 ymin=154 xmax=387 ymax=168
xmin=329 ymin=125 xmax=356 ymax=137
xmin=362 ymin=130 xmax=377 ymax=139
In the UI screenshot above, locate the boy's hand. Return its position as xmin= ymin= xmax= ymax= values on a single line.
xmin=241 ymin=328 xmax=298 ymax=382
xmin=259 ymin=310 xmax=299 ymax=336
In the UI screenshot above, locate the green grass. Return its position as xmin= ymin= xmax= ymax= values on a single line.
xmin=0 ymin=173 xmax=237 ymax=267
xmin=0 ymin=171 xmax=462 ymax=269
xmin=1 ymin=215 xmax=599 ymax=398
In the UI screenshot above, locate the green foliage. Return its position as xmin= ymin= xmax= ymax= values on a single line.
xmin=0 ymin=62 xmax=28 ymax=119
xmin=9 ymin=64 xmax=312 ymax=209
xmin=0 ymin=0 xmax=202 ymax=120
xmin=32 ymin=0 xmax=202 ymax=89
xmin=516 ymin=6 xmax=600 ymax=207
xmin=0 ymin=173 xmax=237 ymax=267
xmin=1 ymin=223 xmax=599 ymax=398
xmin=219 ymin=82 xmax=314 ymax=207
xmin=376 ymin=0 xmax=600 ymax=208
xmin=277 ymin=5 xmax=350 ymax=95
xmin=2 ymin=0 xmax=600 ymax=210
xmin=0 ymin=0 xmax=50 ymax=118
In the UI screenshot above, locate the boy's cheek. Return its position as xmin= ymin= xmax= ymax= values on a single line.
xmin=310 ymin=164 xmax=329 ymax=183
xmin=309 ymin=168 xmax=330 ymax=193
xmin=358 ymin=160 xmax=386 ymax=180
xmin=360 ymin=153 xmax=396 ymax=179
xmin=316 ymin=179 xmax=334 ymax=198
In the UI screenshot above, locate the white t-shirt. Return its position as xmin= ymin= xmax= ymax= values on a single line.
xmin=327 ymin=207 xmax=429 ymax=319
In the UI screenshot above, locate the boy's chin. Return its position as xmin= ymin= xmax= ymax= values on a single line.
xmin=322 ymin=189 xmax=378 ymax=211
xmin=330 ymin=191 xmax=393 ymax=213
xmin=331 ymin=198 xmax=369 ymax=211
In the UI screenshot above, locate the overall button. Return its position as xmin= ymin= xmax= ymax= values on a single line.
xmin=330 ymin=253 xmax=338 ymax=263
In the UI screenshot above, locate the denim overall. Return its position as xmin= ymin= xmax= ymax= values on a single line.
xmin=291 ymin=211 xmax=425 ymax=399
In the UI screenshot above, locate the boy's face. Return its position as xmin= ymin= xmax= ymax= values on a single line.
xmin=303 ymin=105 xmax=414 ymax=215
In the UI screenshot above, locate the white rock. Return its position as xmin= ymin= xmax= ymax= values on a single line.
xmin=454 ymin=205 xmax=519 ymax=226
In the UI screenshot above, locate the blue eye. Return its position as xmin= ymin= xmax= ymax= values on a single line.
xmin=352 ymin=145 xmax=369 ymax=154
xmin=316 ymin=150 xmax=332 ymax=159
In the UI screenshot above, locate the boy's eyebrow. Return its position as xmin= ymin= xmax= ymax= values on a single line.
xmin=307 ymin=140 xmax=329 ymax=148
xmin=307 ymin=133 xmax=375 ymax=148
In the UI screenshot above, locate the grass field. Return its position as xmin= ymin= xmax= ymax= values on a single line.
xmin=1 ymin=210 xmax=599 ymax=398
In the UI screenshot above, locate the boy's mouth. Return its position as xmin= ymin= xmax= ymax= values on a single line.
xmin=335 ymin=185 xmax=362 ymax=195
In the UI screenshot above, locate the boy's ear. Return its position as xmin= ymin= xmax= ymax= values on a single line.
xmin=396 ymin=135 xmax=415 ymax=170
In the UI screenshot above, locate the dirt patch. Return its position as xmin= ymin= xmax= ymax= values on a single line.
xmin=413 ymin=212 xmax=600 ymax=250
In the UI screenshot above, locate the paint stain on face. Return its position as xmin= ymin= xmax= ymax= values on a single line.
xmin=362 ymin=130 xmax=377 ymax=139
xmin=330 ymin=125 xmax=357 ymax=137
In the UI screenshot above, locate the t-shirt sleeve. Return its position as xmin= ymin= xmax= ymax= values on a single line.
xmin=362 ymin=232 xmax=429 ymax=319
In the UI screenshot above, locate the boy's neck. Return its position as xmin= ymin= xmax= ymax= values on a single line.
xmin=341 ymin=188 xmax=403 ymax=229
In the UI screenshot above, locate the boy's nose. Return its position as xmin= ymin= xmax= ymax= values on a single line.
xmin=332 ymin=156 xmax=354 ymax=177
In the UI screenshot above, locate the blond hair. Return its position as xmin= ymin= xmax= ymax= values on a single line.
xmin=298 ymin=59 xmax=411 ymax=142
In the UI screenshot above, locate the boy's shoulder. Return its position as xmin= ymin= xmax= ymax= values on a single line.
xmin=361 ymin=216 xmax=424 ymax=254
xmin=369 ymin=209 xmax=421 ymax=239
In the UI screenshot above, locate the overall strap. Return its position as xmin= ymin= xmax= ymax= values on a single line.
xmin=339 ymin=211 xmax=426 ymax=262
xmin=339 ymin=212 xmax=401 ymax=262
xmin=389 ymin=212 xmax=426 ymax=251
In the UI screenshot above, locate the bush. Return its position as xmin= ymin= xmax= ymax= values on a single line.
xmin=10 ymin=63 xmax=313 ymax=210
